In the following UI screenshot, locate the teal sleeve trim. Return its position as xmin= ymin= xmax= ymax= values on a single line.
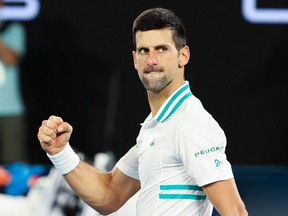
xmin=159 ymin=184 xmax=206 ymax=200
xmin=160 ymin=184 xmax=203 ymax=191
xmin=159 ymin=194 xmax=206 ymax=200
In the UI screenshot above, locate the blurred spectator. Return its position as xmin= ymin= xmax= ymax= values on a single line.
xmin=0 ymin=7 xmax=27 ymax=163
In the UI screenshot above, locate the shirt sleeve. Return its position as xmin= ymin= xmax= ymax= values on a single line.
xmin=177 ymin=113 xmax=234 ymax=187
xmin=2 ymin=23 xmax=26 ymax=56
xmin=116 ymin=145 xmax=140 ymax=180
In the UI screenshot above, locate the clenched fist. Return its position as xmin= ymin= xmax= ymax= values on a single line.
xmin=37 ymin=115 xmax=73 ymax=156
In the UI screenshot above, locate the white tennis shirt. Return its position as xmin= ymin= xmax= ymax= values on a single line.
xmin=116 ymin=81 xmax=233 ymax=216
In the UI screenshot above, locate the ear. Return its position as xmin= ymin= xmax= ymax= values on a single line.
xmin=132 ymin=51 xmax=138 ymax=70
xmin=178 ymin=46 xmax=190 ymax=68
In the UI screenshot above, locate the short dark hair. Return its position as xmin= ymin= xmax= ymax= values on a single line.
xmin=132 ymin=8 xmax=187 ymax=51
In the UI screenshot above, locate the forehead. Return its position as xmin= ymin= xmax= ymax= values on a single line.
xmin=135 ymin=29 xmax=175 ymax=48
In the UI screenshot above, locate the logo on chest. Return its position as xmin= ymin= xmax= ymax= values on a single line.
xmin=140 ymin=133 xmax=160 ymax=152
xmin=150 ymin=139 xmax=156 ymax=147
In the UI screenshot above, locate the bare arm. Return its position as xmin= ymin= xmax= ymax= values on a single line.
xmin=0 ymin=41 xmax=20 ymax=65
xmin=203 ymin=178 xmax=248 ymax=216
xmin=64 ymin=163 xmax=140 ymax=215
xmin=38 ymin=115 xmax=140 ymax=215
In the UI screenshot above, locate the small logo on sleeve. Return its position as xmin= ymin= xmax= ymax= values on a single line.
xmin=214 ymin=159 xmax=221 ymax=167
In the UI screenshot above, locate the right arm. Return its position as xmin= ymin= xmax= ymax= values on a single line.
xmin=37 ymin=115 xmax=140 ymax=215
xmin=65 ymin=162 xmax=140 ymax=215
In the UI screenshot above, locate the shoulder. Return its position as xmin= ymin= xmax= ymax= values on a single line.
xmin=176 ymin=95 xmax=222 ymax=130
xmin=2 ymin=22 xmax=25 ymax=43
xmin=170 ymin=95 xmax=226 ymax=144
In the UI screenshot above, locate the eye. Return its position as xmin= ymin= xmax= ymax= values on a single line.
xmin=157 ymin=46 xmax=168 ymax=53
xmin=138 ymin=48 xmax=149 ymax=54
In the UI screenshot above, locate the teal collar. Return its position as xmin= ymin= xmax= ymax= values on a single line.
xmin=154 ymin=81 xmax=192 ymax=123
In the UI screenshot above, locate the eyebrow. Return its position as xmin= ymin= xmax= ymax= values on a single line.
xmin=137 ymin=44 xmax=170 ymax=51
xmin=155 ymin=44 xmax=169 ymax=50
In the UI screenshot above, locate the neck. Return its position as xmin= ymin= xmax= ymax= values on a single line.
xmin=148 ymin=79 xmax=185 ymax=117
xmin=147 ymin=92 xmax=167 ymax=117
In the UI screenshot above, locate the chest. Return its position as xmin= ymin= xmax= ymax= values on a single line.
xmin=137 ymin=126 xmax=185 ymax=185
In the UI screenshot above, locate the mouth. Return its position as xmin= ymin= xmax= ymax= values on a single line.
xmin=144 ymin=66 xmax=163 ymax=73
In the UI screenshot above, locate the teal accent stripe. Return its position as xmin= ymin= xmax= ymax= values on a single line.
xmin=160 ymin=184 xmax=203 ymax=191
xmin=156 ymin=83 xmax=190 ymax=122
xmin=162 ymin=92 xmax=192 ymax=122
xmin=159 ymin=194 xmax=206 ymax=200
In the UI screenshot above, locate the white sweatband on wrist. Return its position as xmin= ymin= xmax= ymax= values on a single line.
xmin=47 ymin=143 xmax=80 ymax=175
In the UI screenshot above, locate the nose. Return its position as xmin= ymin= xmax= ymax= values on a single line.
xmin=147 ymin=51 xmax=157 ymax=66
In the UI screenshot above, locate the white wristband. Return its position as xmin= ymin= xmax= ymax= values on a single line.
xmin=47 ymin=143 xmax=80 ymax=175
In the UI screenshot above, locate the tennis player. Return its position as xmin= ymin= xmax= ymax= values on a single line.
xmin=38 ymin=8 xmax=248 ymax=216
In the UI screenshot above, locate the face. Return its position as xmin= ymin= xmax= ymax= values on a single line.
xmin=133 ymin=29 xmax=190 ymax=94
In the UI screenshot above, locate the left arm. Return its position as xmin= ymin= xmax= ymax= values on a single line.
xmin=203 ymin=178 xmax=248 ymax=216
xmin=0 ymin=22 xmax=25 ymax=66
xmin=0 ymin=41 xmax=20 ymax=65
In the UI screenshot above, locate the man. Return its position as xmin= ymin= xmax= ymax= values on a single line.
xmin=38 ymin=8 xmax=248 ymax=216
xmin=0 ymin=16 xmax=27 ymax=163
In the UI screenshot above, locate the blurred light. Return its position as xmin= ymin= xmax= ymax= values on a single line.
xmin=242 ymin=0 xmax=288 ymax=24
xmin=0 ymin=0 xmax=40 ymax=21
